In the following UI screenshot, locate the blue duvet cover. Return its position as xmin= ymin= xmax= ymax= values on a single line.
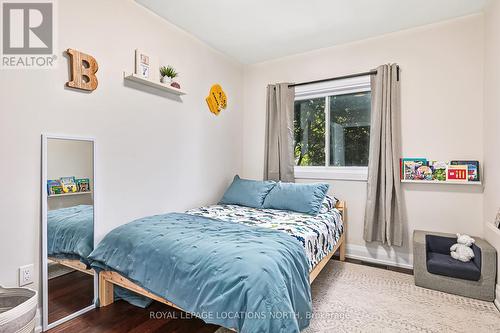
xmin=89 ymin=213 xmax=312 ymax=333
xmin=47 ymin=205 xmax=94 ymax=266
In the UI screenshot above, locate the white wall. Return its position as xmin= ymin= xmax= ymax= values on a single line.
xmin=483 ymin=0 xmax=500 ymax=302
xmin=0 ymin=0 xmax=494 ymax=295
xmin=47 ymin=139 xmax=94 ymax=210
xmin=242 ymin=15 xmax=485 ymax=267
xmin=0 ymin=0 xmax=243 ymax=291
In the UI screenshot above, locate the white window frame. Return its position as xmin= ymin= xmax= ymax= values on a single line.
xmin=294 ymin=75 xmax=371 ymax=181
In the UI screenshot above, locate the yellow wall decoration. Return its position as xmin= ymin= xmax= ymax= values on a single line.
xmin=206 ymin=84 xmax=227 ymax=115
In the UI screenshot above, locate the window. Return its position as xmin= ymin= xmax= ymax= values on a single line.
xmin=293 ymin=76 xmax=371 ymax=180
xmin=294 ymin=98 xmax=325 ymax=166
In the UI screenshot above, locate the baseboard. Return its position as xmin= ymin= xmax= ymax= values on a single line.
xmin=495 ymin=284 xmax=500 ymax=311
xmin=345 ymin=244 xmax=413 ymax=269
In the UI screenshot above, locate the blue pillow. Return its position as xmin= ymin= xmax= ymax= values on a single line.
xmin=219 ymin=175 xmax=276 ymax=208
xmin=263 ymin=182 xmax=330 ymax=215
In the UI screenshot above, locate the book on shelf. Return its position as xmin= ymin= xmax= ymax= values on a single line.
xmin=60 ymin=176 xmax=77 ymax=193
xmin=446 ymin=165 xmax=468 ymax=182
xmin=450 ymin=160 xmax=480 ymax=182
xmin=75 ymin=178 xmax=91 ymax=192
xmin=47 ymin=180 xmax=63 ymax=195
xmin=400 ymin=158 xmax=481 ymax=183
xmin=428 ymin=161 xmax=448 ymax=181
xmin=401 ymin=158 xmax=427 ymax=180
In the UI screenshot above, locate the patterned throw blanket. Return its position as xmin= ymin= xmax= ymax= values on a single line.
xmin=186 ymin=204 xmax=344 ymax=270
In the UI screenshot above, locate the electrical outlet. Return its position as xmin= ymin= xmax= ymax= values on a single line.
xmin=19 ymin=264 xmax=34 ymax=286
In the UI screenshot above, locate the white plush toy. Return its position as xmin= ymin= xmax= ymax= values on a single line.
xmin=450 ymin=233 xmax=475 ymax=262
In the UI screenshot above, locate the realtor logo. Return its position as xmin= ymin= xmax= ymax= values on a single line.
xmin=1 ymin=0 xmax=56 ymax=68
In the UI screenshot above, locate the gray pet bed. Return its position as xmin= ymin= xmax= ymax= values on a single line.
xmin=0 ymin=286 xmax=37 ymax=333
xmin=413 ymin=230 xmax=497 ymax=301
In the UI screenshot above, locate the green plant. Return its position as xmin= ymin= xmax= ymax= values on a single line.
xmin=160 ymin=65 xmax=179 ymax=79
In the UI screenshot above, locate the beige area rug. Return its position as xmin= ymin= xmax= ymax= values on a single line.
xmin=216 ymin=261 xmax=499 ymax=333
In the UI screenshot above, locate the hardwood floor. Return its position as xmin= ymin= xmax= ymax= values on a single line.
xmin=47 ymin=300 xmax=220 ymax=333
xmin=45 ymin=258 xmax=412 ymax=332
xmin=48 ymin=270 xmax=94 ymax=324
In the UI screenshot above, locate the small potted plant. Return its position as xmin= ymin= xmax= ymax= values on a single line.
xmin=160 ymin=65 xmax=179 ymax=88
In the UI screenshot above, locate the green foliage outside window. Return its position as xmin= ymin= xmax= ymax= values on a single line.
xmin=294 ymin=98 xmax=325 ymax=166
xmin=330 ymin=92 xmax=371 ymax=166
xmin=294 ymin=92 xmax=371 ymax=167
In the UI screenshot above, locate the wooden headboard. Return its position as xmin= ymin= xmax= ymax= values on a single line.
xmin=335 ymin=200 xmax=346 ymax=222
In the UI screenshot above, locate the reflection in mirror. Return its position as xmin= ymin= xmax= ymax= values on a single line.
xmin=44 ymin=137 xmax=95 ymax=327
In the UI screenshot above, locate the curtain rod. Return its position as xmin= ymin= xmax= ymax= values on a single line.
xmin=288 ymin=70 xmax=378 ymax=88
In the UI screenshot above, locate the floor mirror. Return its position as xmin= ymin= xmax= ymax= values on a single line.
xmin=41 ymin=135 xmax=97 ymax=330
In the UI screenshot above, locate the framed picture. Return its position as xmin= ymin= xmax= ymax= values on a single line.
xmin=135 ymin=49 xmax=158 ymax=81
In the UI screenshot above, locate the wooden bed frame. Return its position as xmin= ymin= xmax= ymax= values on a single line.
xmin=99 ymin=201 xmax=347 ymax=318
xmin=49 ymin=257 xmax=95 ymax=276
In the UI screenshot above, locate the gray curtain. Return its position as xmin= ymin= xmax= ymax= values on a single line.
xmin=264 ymin=83 xmax=295 ymax=182
xmin=363 ymin=64 xmax=403 ymax=246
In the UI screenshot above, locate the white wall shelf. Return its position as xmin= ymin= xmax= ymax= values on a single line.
xmin=123 ymin=72 xmax=187 ymax=96
xmin=48 ymin=191 xmax=93 ymax=198
xmin=401 ymin=180 xmax=482 ymax=185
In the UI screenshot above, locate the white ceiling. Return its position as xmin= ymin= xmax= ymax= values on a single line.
xmin=136 ymin=0 xmax=490 ymax=64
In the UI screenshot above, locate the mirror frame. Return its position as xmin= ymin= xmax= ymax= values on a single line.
xmin=41 ymin=134 xmax=98 ymax=331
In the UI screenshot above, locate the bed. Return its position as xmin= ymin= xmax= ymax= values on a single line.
xmin=90 ymin=201 xmax=345 ymax=332
xmin=47 ymin=205 xmax=95 ymax=275
xmin=186 ymin=203 xmax=344 ymax=274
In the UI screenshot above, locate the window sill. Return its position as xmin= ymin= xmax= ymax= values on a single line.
xmin=294 ymin=166 xmax=368 ymax=181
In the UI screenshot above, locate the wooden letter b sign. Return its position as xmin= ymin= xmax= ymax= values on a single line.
xmin=66 ymin=49 xmax=98 ymax=91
